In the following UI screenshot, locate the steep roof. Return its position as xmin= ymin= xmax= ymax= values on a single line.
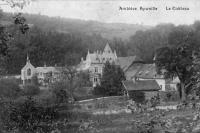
xmin=135 ymin=64 xmax=163 ymax=79
xmin=115 ymin=56 xmax=142 ymax=71
xmin=22 ymin=62 xmax=35 ymax=71
xmin=125 ymin=63 xmax=143 ymax=80
xmin=123 ymin=80 xmax=161 ymax=91
xmin=104 ymin=43 xmax=112 ymax=53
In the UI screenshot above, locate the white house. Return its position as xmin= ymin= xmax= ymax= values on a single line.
xmin=21 ymin=55 xmax=36 ymax=85
xmin=21 ymin=55 xmax=62 ymax=86
xmin=77 ymin=43 xmax=142 ymax=87
xmin=130 ymin=63 xmax=180 ymax=92
xmin=77 ymin=43 xmax=117 ymax=87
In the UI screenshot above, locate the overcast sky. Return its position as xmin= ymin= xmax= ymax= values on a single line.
xmin=0 ymin=0 xmax=200 ymax=26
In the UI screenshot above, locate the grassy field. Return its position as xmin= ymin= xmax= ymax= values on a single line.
xmin=61 ymin=107 xmax=200 ymax=133
xmin=58 ymin=96 xmax=200 ymax=133
xmin=13 ymin=87 xmax=200 ymax=133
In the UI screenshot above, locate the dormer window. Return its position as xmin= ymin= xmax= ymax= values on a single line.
xmin=27 ymin=68 xmax=31 ymax=76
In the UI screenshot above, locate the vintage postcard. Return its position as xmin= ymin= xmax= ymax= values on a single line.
xmin=0 ymin=0 xmax=200 ymax=132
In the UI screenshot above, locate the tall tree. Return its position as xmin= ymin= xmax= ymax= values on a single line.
xmin=61 ymin=66 xmax=77 ymax=99
xmin=155 ymin=28 xmax=197 ymax=101
xmin=94 ymin=61 xmax=126 ymax=96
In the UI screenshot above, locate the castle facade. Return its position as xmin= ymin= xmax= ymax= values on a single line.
xmin=78 ymin=43 xmax=117 ymax=87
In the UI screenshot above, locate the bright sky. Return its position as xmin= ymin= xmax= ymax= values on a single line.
xmin=0 ymin=0 xmax=200 ymax=26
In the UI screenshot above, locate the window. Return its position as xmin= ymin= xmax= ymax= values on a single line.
xmin=108 ymin=50 xmax=110 ymax=53
xmin=95 ymin=67 xmax=98 ymax=73
xmin=94 ymin=77 xmax=98 ymax=82
xmin=27 ymin=68 xmax=31 ymax=76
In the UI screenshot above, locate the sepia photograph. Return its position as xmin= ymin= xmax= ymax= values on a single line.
xmin=0 ymin=0 xmax=200 ymax=132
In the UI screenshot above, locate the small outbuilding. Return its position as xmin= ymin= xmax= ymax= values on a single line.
xmin=122 ymin=80 xmax=161 ymax=102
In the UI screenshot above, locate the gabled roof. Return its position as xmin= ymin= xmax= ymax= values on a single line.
xmin=36 ymin=66 xmax=62 ymax=73
xmin=22 ymin=62 xmax=35 ymax=71
xmin=125 ymin=63 xmax=143 ymax=80
xmin=135 ymin=64 xmax=163 ymax=79
xmin=123 ymin=80 xmax=161 ymax=91
xmin=115 ymin=56 xmax=143 ymax=71
xmin=104 ymin=43 xmax=112 ymax=53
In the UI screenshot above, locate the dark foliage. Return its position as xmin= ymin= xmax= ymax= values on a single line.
xmin=94 ymin=61 xmax=126 ymax=96
xmin=13 ymin=13 xmax=29 ymax=34
xmin=0 ymin=78 xmax=21 ymax=98
xmin=76 ymin=70 xmax=92 ymax=88
xmin=129 ymin=91 xmax=145 ymax=103
xmin=31 ymin=75 xmax=39 ymax=86
xmin=1 ymin=97 xmax=58 ymax=133
xmin=23 ymin=84 xmax=40 ymax=96
xmin=50 ymin=81 xmax=69 ymax=104
xmin=93 ymin=85 xmax=106 ymax=97
xmin=155 ymin=24 xmax=200 ymax=100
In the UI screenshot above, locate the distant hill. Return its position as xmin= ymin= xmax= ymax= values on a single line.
xmin=4 ymin=13 xmax=151 ymax=40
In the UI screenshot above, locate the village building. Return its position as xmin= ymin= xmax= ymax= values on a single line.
xmin=77 ymin=43 xmax=143 ymax=87
xmin=134 ymin=64 xmax=180 ymax=92
xmin=124 ymin=62 xmax=180 ymax=93
xmin=122 ymin=80 xmax=160 ymax=100
xmin=21 ymin=55 xmax=62 ymax=86
xmin=77 ymin=43 xmax=118 ymax=87
xmin=21 ymin=43 xmax=180 ymax=91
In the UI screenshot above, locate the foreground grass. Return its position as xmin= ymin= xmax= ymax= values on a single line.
xmin=60 ymin=108 xmax=200 ymax=133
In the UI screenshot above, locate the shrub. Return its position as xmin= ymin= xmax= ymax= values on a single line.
xmin=31 ymin=75 xmax=39 ymax=86
xmin=1 ymin=97 xmax=59 ymax=133
xmin=93 ymin=85 xmax=106 ymax=96
xmin=163 ymin=91 xmax=180 ymax=102
xmin=0 ymin=78 xmax=21 ymax=98
xmin=50 ymin=81 xmax=69 ymax=103
xmin=129 ymin=91 xmax=145 ymax=103
xmin=23 ymin=84 xmax=40 ymax=96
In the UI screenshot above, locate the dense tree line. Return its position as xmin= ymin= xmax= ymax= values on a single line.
xmin=2 ymin=10 xmax=200 ymax=77
xmin=155 ymin=21 xmax=200 ymax=100
xmin=1 ymin=25 xmax=128 ymax=74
